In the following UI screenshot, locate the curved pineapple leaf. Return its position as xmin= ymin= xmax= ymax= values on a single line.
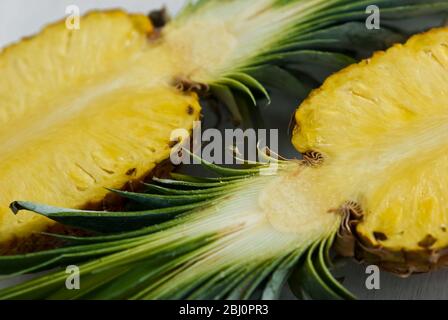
xmin=262 ymin=251 xmax=303 ymax=300
xmin=153 ymin=178 xmax=236 ymax=189
xmin=0 ymin=161 xmax=267 ymax=277
xmin=10 ymin=201 xmax=211 ymax=233
xmin=218 ymin=77 xmax=257 ymax=106
xmin=188 ymin=151 xmax=269 ymax=177
xmin=226 ymin=73 xmax=271 ymax=104
xmin=179 ymin=0 xmax=448 ymax=125
xmin=226 ymin=260 xmax=274 ymax=300
xmin=143 ymin=182 xmax=240 ymax=195
xmin=259 ymin=50 xmax=356 ymax=70
xmin=169 ymin=172 xmax=246 ymax=182
xmin=210 ymin=84 xmax=244 ymax=124
xmin=290 ymin=242 xmax=341 ymax=300
xmin=0 ymin=232 xmax=218 ymax=299
xmin=0 ymin=236 xmax=147 ymax=277
xmin=289 ymin=234 xmax=356 ymax=300
xmin=315 ymin=235 xmax=356 ymax=300
xmin=277 ymin=22 xmax=405 ymax=54
xmin=244 ymin=65 xmax=311 ymax=98
xmin=0 ymin=158 xmax=354 ymax=300
xmin=106 ymin=188 xmax=229 ymax=207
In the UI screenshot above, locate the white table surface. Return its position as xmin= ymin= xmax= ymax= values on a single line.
xmin=1 ymin=0 xmax=448 ymax=300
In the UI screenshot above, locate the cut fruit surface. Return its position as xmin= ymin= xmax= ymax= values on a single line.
xmin=293 ymin=28 xmax=448 ymax=270
xmin=1 ymin=1 xmax=448 ymax=294
xmin=3 ymin=0 xmax=439 ymax=253
xmin=0 ymin=11 xmax=200 ymax=252
xmin=3 ymin=1 xmax=448 ymax=299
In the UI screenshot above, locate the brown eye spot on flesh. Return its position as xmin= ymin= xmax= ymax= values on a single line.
xmin=187 ymin=105 xmax=195 ymax=115
xmin=373 ymin=232 xmax=388 ymax=242
xmin=148 ymin=8 xmax=170 ymax=29
xmin=126 ymin=168 xmax=137 ymax=176
xmin=418 ymin=234 xmax=437 ymax=249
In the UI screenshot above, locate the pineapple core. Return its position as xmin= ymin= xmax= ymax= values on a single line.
xmin=293 ymin=28 xmax=448 ymax=253
xmin=0 ymin=12 xmax=202 ymax=251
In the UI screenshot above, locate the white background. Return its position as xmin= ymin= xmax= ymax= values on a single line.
xmin=0 ymin=0 xmax=184 ymax=47
xmin=1 ymin=0 xmax=448 ymax=300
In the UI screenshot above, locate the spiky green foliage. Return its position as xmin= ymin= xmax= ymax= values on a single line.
xmin=0 ymin=156 xmax=351 ymax=300
xmin=289 ymin=235 xmax=355 ymax=300
xmin=175 ymin=0 xmax=448 ymax=125
xmin=1 ymin=0 xmax=448 ymax=300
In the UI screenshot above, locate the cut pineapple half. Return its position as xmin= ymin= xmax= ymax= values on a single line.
xmin=2 ymin=0 xmax=442 ymax=253
xmin=293 ymin=27 xmax=448 ymax=273
xmin=3 ymin=6 xmax=448 ymax=299
xmin=0 ymin=11 xmax=201 ymax=252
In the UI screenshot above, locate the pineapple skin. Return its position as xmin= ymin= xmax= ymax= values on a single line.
xmin=0 ymin=11 xmax=201 ymax=253
xmin=292 ymin=28 xmax=448 ymax=274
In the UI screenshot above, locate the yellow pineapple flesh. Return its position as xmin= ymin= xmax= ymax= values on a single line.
xmin=0 ymin=11 xmax=201 ymax=252
xmin=292 ymin=28 xmax=448 ymax=271
xmin=0 ymin=3 xmax=334 ymax=252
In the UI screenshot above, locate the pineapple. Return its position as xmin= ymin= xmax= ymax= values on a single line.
xmin=3 ymin=26 xmax=448 ymax=299
xmin=0 ymin=11 xmax=201 ymax=253
xmin=1 ymin=0 xmax=448 ymax=300
xmin=293 ymin=27 xmax=448 ymax=274
xmin=1 ymin=0 xmax=440 ymax=253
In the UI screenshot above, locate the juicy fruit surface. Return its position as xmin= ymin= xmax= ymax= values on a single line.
xmin=0 ymin=11 xmax=200 ymax=251
xmin=0 ymin=1 xmax=334 ymax=252
xmin=293 ymin=28 xmax=448 ymax=253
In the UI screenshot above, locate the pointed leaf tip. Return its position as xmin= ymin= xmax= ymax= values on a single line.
xmin=8 ymin=201 xmax=79 ymax=217
xmin=9 ymin=201 xmax=25 ymax=215
xmin=9 ymin=201 xmax=47 ymax=215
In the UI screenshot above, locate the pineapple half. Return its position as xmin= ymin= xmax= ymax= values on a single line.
xmin=2 ymin=0 xmax=443 ymax=253
xmin=0 ymin=11 xmax=201 ymax=252
xmin=2 ymin=23 xmax=448 ymax=300
xmin=293 ymin=27 xmax=448 ymax=274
